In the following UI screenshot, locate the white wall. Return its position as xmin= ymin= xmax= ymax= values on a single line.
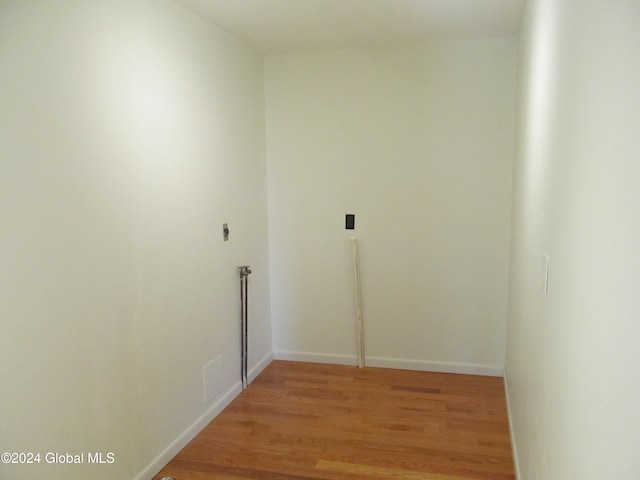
xmin=266 ymin=39 xmax=516 ymax=374
xmin=0 ymin=1 xmax=270 ymax=479
xmin=506 ymin=0 xmax=640 ymax=478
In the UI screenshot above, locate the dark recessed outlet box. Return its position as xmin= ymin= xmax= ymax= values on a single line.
xmin=345 ymin=214 xmax=355 ymax=230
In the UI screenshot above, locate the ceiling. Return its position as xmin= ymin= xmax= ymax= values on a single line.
xmin=172 ymin=0 xmax=526 ymax=54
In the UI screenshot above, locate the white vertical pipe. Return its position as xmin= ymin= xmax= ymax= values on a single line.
xmin=351 ymin=237 xmax=365 ymax=368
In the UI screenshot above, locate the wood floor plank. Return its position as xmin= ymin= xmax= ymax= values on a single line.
xmin=316 ymin=460 xmax=482 ymax=480
xmin=153 ymin=361 xmax=515 ymax=480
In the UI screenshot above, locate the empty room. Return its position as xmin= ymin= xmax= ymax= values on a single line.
xmin=1 ymin=1 xmax=638 ymax=480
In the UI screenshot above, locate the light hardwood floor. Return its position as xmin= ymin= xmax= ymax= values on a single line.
xmin=153 ymin=361 xmax=515 ymax=480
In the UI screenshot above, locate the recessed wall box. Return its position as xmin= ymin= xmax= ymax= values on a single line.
xmin=346 ymin=214 xmax=355 ymax=230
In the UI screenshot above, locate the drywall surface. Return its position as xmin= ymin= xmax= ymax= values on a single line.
xmin=506 ymin=0 xmax=640 ymax=478
xmin=266 ymin=39 xmax=516 ymax=372
xmin=0 ymin=1 xmax=270 ymax=479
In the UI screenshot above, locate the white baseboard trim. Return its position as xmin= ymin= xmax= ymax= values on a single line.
xmin=366 ymin=356 xmax=504 ymax=377
xmin=134 ymin=381 xmax=242 ymax=480
xmin=503 ymin=369 xmax=521 ymax=480
xmin=274 ymin=350 xmax=358 ymax=366
xmin=248 ymin=351 xmax=274 ymax=384
xmin=135 ymin=351 xmax=274 ymax=480
xmin=273 ymin=351 xmax=503 ymax=377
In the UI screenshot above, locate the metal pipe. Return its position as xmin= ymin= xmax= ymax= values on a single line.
xmin=239 ymin=266 xmax=252 ymax=390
